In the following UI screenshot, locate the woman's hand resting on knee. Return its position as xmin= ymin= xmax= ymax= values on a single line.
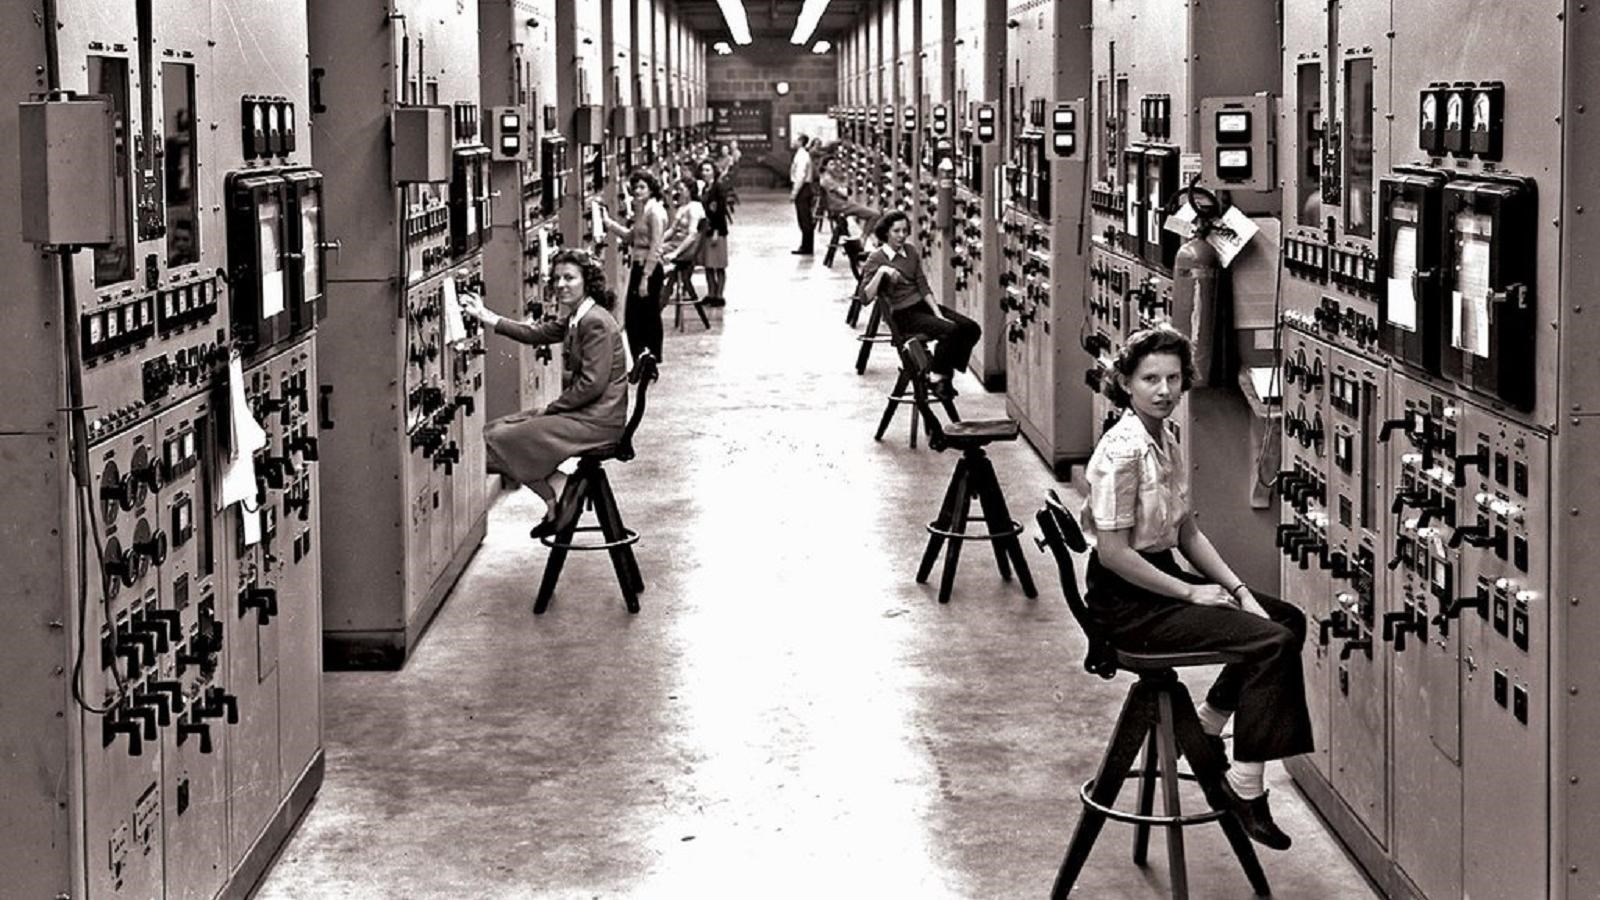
xmin=1188 ymin=583 xmax=1270 ymax=618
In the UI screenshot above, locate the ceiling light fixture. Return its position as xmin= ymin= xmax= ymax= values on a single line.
xmin=791 ymin=0 xmax=833 ymax=46
xmin=715 ymin=0 xmax=753 ymax=45
xmin=713 ymin=41 xmax=733 ymax=55
xmin=812 ymin=41 xmax=832 ymax=54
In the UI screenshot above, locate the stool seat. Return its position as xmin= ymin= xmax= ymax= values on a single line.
xmin=1116 ymin=649 xmax=1244 ymax=671
xmin=942 ymin=419 xmax=1021 ymax=444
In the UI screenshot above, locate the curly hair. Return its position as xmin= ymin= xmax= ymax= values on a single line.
xmin=548 ymin=248 xmax=616 ymax=310
xmin=872 ymin=209 xmax=910 ymax=243
xmin=627 ymin=169 xmax=663 ymax=199
xmin=1103 ymin=325 xmax=1197 ymax=408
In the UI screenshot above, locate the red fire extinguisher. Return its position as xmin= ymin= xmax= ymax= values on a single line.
xmin=1169 ymin=180 xmax=1232 ymax=387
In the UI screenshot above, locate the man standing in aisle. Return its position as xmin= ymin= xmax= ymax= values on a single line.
xmin=791 ymin=134 xmax=815 ymax=255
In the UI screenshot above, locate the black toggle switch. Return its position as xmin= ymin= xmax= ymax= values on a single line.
xmin=1338 ymin=636 xmax=1373 ymax=661
xmin=1391 ymin=489 xmax=1429 ymax=516
xmin=288 ymin=435 xmax=320 ymax=461
xmin=142 ymin=608 xmax=183 ymax=642
xmin=134 ymin=689 xmax=172 ymax=727
xmin=203 ymin=687 xmax=240 ymax=725
xmin=1448 ymin=523 xmax=1496 ymax=549
xmin=1454 ymin=450 xmax=1490 ymax=487
xmin=178 ymin=716 xmax=213 ymax=754
xmin=1378 ymin=412 xmax=1415 ymax=443
xmin=130 ymin=615 xmax=170 ymax=655
xmin=455 ymin=394 xmax=476 ymax=416
xmin=103 ymin=712 xmax=145 ymax=756
xmin=240 ymin=586 xmax=278 ymax=625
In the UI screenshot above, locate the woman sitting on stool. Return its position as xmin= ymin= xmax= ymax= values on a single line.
xmin=857 ymin=210 xmax=980 ymax=399
xmin=662 ymin=176 xmax=707 ymax=297
xmin=1082 ymin=325 xmax=1312 ymax=851
xmin=461 ymin=249 xmax=629 ymax=538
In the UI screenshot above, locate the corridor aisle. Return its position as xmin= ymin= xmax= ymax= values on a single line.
xmin=256 ymin=193 xmax=1377 ymax=899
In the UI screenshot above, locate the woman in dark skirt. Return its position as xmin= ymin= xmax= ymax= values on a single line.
xmin=697 ymin=159 xmax=731 ymax=306
xmin=1081 ymin=325 xmax=1312 ymax=851
xmin=461 ymin=249 xmax=629 ymax=538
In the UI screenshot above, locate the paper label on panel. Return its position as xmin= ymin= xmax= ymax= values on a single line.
xmin=1453 ymin=237 xmax=1491 ymax=358
xmin=220 ymin=354 xmax=267 ymax=509
xmin=589 ymin=199 xmax=605 ymax=243
xmin=1387 ymin=224 xmax=1418 ymax=330
xmin=1125 ymin=183 xmax=1139 ymax=234
xmin=442 ymin=277 xmax=468 ymax=344
xmin=242 ymin=505 xmax=262 ymax=546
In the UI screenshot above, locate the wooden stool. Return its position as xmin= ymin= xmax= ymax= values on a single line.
xmin=664 ymin=263 xmax=711 ymax=331
xmin=1035 ymin=492 xmax=1271 ymax=900
xmin=534 ymin=352 xmax=658 ymax=615
xmin=870 ymin=296 xmax=959 ymax=448
xmin=901 ymin=339 xmax=1037 ymax=604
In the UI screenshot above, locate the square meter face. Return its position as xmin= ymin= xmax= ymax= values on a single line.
xmin=1200 ymin=96 xmax=1273 ymax=191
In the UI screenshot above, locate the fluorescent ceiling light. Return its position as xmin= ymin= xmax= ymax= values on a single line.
xmin=812 ymin=40 xmax=832 ymax=54
xmin=716 ymin=0 xmax=752 ymax=45
xmin=791 ymin=0 xmax=833 ymax=45
xmin=713 ymin=41 xmax=734 ymax=55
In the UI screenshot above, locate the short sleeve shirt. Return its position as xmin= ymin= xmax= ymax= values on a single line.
xmin=1081 ymin=410 xmax=1191 ymax=552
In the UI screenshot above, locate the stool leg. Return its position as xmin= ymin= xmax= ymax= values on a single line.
xmin=1132 ymin=731 xmax=1159 ymax=866
xmin=972 ymin=454 xmax=1039 ymax=598
xmin=969 ymin=456 xmax=1014 ymax=582
xmin=1155 ymin=692 xmax=1191 ymax=900
xmin=534 ymin=474 xmax=589 ymax=615
xmin=694 ymin=298 xmax=711 ymax=329
xmin=1170 ymin=689 xmax=1272 ymax=896
xmin=918 ymin=458 xmax=968 ymax=585
xmin=937 ymin=477 xmax=974 ymax=604
xmin=592 ymin=471 xmax=643 ymax=612
xmin=1051 ymin=684 xmax=1160 ymax=900
xmin=855 ymin=303 xmax=882 ymax=374
xmin=875 ymin=370 xmax=909 ymax=442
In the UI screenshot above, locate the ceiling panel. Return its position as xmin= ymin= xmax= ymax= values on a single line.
xmin=672 ymin=0 xmax=862 ymax=43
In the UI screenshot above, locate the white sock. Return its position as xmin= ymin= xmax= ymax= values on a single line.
xmin=1226 ymin=761 xmax=1266 ymax=799
xmin=1197 ymin=701 xmax=1232 ymax=736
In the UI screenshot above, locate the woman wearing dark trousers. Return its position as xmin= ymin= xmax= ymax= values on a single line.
xmin=603 ymin=171 xmax=668 ymax=362
xmin=856 ymin=211 xmax=979 ymax=398
xmin=1082 ymin=325 xmax=1311 ymax=851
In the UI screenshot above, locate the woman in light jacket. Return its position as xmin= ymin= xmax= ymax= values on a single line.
xmin=461 ymin=248 xmax=629 ymax=538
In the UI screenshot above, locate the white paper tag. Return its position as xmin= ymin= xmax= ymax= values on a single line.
xmin=241 ymin=505 xmax=262 ymax=546
xmin=589 ymin=199 xmax=605 ymax=244
xmin=1208 ymin=207 xmax=1261 ymax=268
xmin=442 ymin=278 xmax=468 ymax=344
xmin=1165 ymin=202 xmax=1199 ymax=238
xmin=220 ymin=353 xmax=268 ymax=509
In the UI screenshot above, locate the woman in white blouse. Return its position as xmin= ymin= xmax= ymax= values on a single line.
xmin=1082 ymin=326 xmax=1311 ymax=853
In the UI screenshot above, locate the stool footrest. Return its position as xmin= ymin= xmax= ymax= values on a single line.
xmin=1079 ymin=777 xmax=1226 ymax=828
xmin=539 ymin=525 xmax=641 ymax=551
xmin=924 ymin=519 xmax=1024 ymax=542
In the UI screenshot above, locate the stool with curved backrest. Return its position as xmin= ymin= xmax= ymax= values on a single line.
xmin=870 ymin=295 xmax=960 ymax=448
xmin=900 ymin=338 xmax=1036 ymax=604
xmin=1034 ymin=490 xmax=1271 ymax=900
xmin=533 ymin=351 xmax=659 ymax=615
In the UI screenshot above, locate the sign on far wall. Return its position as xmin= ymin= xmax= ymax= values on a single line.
xmin=710 ymin=100 xmax=773 ymax=153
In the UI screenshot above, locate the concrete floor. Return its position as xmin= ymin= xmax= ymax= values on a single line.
xmin=256 ymin=193 xmax=1379 ymax=899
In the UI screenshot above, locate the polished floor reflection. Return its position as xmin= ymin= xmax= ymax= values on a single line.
xmin=256 ymin=193 xmax=1378 ymax=899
